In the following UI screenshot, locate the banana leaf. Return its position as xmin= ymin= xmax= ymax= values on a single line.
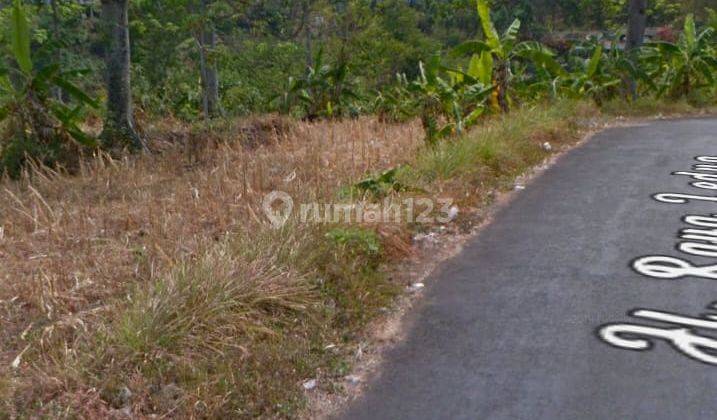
xmin=476 ymin=0 xmax=500 ymax=50
xmin=451 ymin=40 xmax=492 ymax=57
xmin=11 ymin=0 xmax=32 ymax=75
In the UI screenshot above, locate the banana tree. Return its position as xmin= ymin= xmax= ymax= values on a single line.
xmin=408 ymin=55 xmax=493 ymax=145
xmin=555 ymin=45 xmax=619 ymax=104
xmin=556 ymin=42 xmax=653 ymax=105
xmin=643 ymin=14 xmax=717 ymax=98
xmin=272 ymin=49 xmax=360 ymax=120
xmin=1 ymin=0 xmax=98 ymax=177
xmin=452 ymin=0 xmax=564 ymax=113
xmin=705 ymin=8 xmax=717 ymax=34
xmin=372 ymin=73 xmax=415 ymax=123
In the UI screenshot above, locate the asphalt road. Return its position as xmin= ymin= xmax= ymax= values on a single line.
xmin=340 ymin=118 xmax=717 ymax=420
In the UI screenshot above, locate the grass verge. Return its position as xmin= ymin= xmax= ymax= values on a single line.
xmin=600 ymin=97 xmax=717 ymax=118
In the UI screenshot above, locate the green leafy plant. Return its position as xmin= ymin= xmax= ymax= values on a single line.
xmin=326 ymin=227 xmax=381 ymax=257
xmin=555 ymin=43 xmax=652 ymax=105
xmin=408 ymin=55 xmax=493 ymax=145
xmin=353 ymin=166 xmax=411 ymax=198
xmin=707 ymin=8 xmax=717 ymax=33
xmin=273 ymin=49 xmax=361 ymax=120
xmin=559 ymin=45 xmax=619 ymax=105
xmin=643 ymin=14 xmax=717 ymax=98
xmin=371 ymin=73 xmax=415 ymax=123
xmin=338 ymin=166 xmax=422 ymax=201
xmin=452 ymin=0 xmax=564 ymax=113
xmin=0 ymin=0 xmax=97 ymax=177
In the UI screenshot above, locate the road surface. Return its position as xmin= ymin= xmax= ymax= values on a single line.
xmin=340 ymin=118 xmax=717 ymax=420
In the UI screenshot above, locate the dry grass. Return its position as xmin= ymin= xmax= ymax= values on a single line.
xmin=0 ymin=117 xmax=421 ymax=417
xmin=2 ymin=99 xmax=678 ymax=417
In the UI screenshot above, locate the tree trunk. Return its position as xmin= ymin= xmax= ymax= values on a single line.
xmin=495 ymin=61 xmax=510 ymax=113
xmin=50 ymin=0 xmax=64 ymax=102
xmin=626 ymin=0 xmax=647 ymax=100
xmin=100 ymin=0 xmax=145 ymax=151
xmin=304 ymin=22 xmax=313 ymax=69
xmin=199 ymin=0 xmax=220 ymax=120
xmin=303 ymin=0 xmax=313 ymax=69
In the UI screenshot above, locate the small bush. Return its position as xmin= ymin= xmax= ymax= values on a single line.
xmin=0 ymin=0 xmax=96 ymax=177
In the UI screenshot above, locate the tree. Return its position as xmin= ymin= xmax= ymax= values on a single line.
xmin=301 ymin=0 xmax=314 ymax=70
xmin=453 ymin=0 xmax=564 ymax=113
xmin=100 ymin=0 xmax=145 ymax=151
xmin=197 ymin=0 xmax=221 ymax=120
xmin=626 ymin=0 xmax=648 ymax=98
xmin=49 ymin=0 xmax=63 ymax=101
xmin=627 ymin=0 xmax=648 ymax=51
xmin=645 ymin=14 xmax=717 ymax=98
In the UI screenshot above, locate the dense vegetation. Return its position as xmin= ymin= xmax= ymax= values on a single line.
xmin=0 ymin=0 xmax=715 ymax=172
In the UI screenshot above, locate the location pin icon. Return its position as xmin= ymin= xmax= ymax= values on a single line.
xmin=262 ymin=191 xmax=294 ymax=229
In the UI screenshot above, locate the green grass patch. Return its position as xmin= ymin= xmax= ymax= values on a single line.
xmin=413 ymin=100 xmax=594 ymax=186
xmin=600 ymin=97 xmax=715 ymax=118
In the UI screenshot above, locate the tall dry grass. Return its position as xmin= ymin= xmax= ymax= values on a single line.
xmin=0 ymin=100 xmax=606 ymax=417
xmin=0 ymin=116 xmax=421 ymax=417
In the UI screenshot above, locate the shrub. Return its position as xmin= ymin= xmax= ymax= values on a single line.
xmin=0 ymin=0 xmax=97 ymax=177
